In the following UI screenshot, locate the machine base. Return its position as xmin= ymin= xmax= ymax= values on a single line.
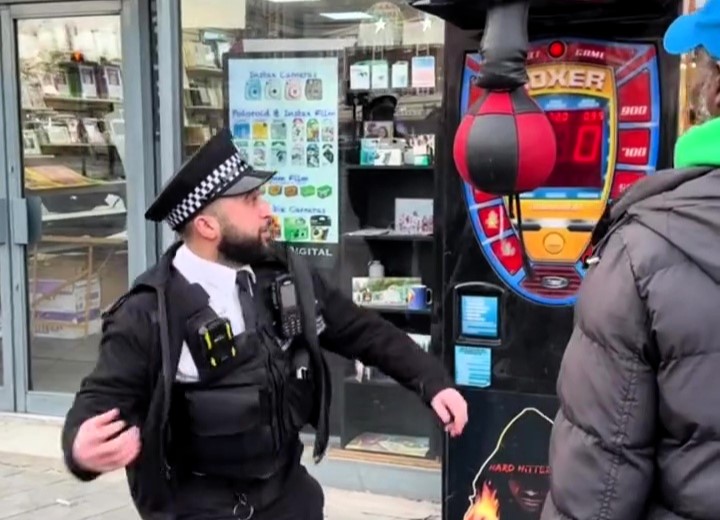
xmin=445 ymin=389 xmax=557 ymax=520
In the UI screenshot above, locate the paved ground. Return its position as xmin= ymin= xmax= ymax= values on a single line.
xmin=0 ymin=454 xmax=441 ymax=519
xmin=0 ymin=415 xmax=441 ymax=520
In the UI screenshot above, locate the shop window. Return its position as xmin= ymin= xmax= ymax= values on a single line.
xmin=18 ymin=16 xmax=129 ymax=393
xmin=180 ymin=0 xmax=445 ymax=463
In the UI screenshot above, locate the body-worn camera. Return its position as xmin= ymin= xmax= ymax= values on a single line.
xmin=198 ymin=317 xmax=236 ymax=368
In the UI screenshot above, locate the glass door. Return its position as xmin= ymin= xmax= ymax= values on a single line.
xmin=0 ymin=55 xmax=16 ymax=410
xmin=3 ymin=0 xmax=153 ymax=415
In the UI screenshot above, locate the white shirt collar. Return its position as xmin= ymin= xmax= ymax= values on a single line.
xmin=172 ymin=243 xmax=256 ymax=291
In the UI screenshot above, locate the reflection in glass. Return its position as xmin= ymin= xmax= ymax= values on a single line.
xmin=19 ymin=16 xmax=128 ymax=393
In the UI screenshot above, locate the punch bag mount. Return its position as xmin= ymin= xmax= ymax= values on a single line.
xmin=452 ymin=0 xmax=558 ymax=277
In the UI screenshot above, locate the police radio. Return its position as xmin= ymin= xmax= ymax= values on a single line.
xmin=272 ymin=274 xmax=303 ymax=338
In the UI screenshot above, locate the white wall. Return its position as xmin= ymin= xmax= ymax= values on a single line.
xmin=181 ymin=0 xmax=247 ymax=29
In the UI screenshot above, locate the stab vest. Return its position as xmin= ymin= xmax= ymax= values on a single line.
xmin=168 ymin=266 xmax=318 ymax=480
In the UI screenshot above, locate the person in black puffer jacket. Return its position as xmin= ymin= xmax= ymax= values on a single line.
xmin=541 ymin=4 xmax=720 ymax=519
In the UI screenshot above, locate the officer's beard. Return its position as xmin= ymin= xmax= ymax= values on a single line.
xmin=217 ymin=223 xmax=272 ymax=267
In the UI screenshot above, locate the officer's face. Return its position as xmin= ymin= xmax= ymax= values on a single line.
xmin=190 ymin=190 xmax=273 ymax=264
xmin=213 ymin=190 xmax=273 ymax=264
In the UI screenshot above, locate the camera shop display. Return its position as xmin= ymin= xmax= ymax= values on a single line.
xmin=338 ymin=38 xmax=442 ymax=459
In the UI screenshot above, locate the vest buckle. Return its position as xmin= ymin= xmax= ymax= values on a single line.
xmin=233 ymin=493 xmax=254 ymax=520
xmin=296 ymin=366 xmax=308 ymax=381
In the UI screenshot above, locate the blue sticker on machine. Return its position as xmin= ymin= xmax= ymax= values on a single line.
xmin=460 ymin=294 xmax=499 ymax=339
xmin=454 ymin=345 xmax=491 ymax=388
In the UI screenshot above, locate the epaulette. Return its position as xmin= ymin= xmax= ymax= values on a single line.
xmin=101 ymin=284 xmax=155 ymax=320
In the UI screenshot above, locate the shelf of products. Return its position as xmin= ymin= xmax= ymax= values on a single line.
xmin=338 ymin=43 xmax=443 ymax=460
xmin=17 ymin=15 xmax=128 ymax=368
xmin=346 ymin=165 xmax=434 ymax=172
xmin=357 ymin=304 xmax=432 ymax=316
xmin=343 ymin=231 xmax=433 ymax=243
xmin=181 ymin=29 xmax=226 ymax=153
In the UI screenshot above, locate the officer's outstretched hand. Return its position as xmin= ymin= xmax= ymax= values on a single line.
xmin=72 ymin=408 xmax=141 ymax=473
xmin=431 ymin=388 xmax=468 ymax=438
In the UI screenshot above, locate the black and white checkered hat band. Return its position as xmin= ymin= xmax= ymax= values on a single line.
xmin=166 ymin=153 xmax=248 ymax=230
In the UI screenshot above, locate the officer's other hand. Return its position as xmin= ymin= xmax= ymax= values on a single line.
xmin=431 ymin=388 xmax=468 ymax=438
xmin=72 ymin=408 xmax=141 ymax=473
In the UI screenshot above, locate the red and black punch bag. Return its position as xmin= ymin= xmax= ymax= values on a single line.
xmin=453 ymin=0 xmax=557 ymax=275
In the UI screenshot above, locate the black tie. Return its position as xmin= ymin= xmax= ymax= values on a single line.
xmin=236 ymin=270 xmax=257 ymax=332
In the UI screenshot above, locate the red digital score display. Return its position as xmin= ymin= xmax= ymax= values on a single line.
xmin=544 ymin=109 xmax=605 ymax=189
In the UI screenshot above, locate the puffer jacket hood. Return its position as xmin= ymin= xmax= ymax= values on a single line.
xmin=606 ymin=117 xmax=720 ymax=282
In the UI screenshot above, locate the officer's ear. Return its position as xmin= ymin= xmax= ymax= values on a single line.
xmin=190 ymin=211 xmax=222 ymax=241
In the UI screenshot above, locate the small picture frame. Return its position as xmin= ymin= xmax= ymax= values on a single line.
xmin=53 ymin=70 xmax=71 ymax=98
xmin=40 ymin=72 xmax=58 ymax=96
xmin=363 ymin=120 xmax=393 ymax=139
xmin=83 ymin=118 xmax=106 ymax=145
xmin=101 ymin=66 xmax=123 ymax=100
xmin=394 ymin=198 xmax=434 ymax=235
xmin=404 ymin=134 xmax=436 ymax=166
xmin=78 ymin=65 xmax=98 ymax=98
xmin=22 ymin=130 xmax=42 ymax=156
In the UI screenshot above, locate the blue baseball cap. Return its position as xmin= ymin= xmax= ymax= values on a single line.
xmin=664 ymin=0 xmax=720 ymax=58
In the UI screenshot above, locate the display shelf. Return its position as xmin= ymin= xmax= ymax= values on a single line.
xmin=41 ymin=234 xmax=127 ymax=246
xmin=340 ymin=103 xmax=438 ymax=459
xmin=21 ymin=54 xmax=126 ymax=184
xmin=181 ymin=33 xmax=224 ymax=154
xmin=340 ymin=370 xmax=436 ymax=458
xmin=186 ymin=105 xmax=223 ymax=111
xmin=358 ymin=304 xmax=431 ymax=316
xmin=16 ymin=17 xmax=129 ymax=352
xmin=29 ymin=233 xmax=127 ymax=340
xmin=346 ymin=165 xmax=433 ymax=173
xmin=344 ymin=231 xmax=433 ymax=242
xmin=36 ymin=233 xmax=127 ymax=257
xmin=22 ymin=106 xmax=55 ymax=113
xmin=24 ymin=154 xmax=55 ymax=160
xmin=39 ymin=143 xmax=116 ymax=149
xmin=43 ymin=95 xmax=121 ymax=106
xmin=186 ymin=65 xmax=223 ymax=75
xmin=343 ymin=432 xmax=431 ymax=460
xmin=42 ymin=207 xmax=126 ymax=223
xmin=27 ymin=179 xmax=125 ymax=197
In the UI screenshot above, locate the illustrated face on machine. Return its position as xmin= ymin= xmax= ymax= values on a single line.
xmin=460 ymin=38 xmax=662 ymax=306
xmin=463 ymin=408 xmax=553 ymax=520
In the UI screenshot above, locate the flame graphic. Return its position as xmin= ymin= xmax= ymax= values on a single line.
xmin=500 ymin=240 xmax=516 ymax=257
xmin=485 ymin=210 xmax=499 ymax=230
xmin=463 ymin=482 xmax=500 ymax=520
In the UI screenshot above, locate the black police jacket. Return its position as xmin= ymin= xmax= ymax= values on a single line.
xmin=168 ymin=256 xmax=325 ymax=484
xmin=61 ymin=241 xmax=454 ymax=520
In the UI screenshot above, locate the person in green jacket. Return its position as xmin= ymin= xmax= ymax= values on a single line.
xmin=541 ymin=3 xmax=720 ymax=519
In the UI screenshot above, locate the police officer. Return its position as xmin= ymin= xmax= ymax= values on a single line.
xmin=61 ymin=129 xmax=467 ymax=520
